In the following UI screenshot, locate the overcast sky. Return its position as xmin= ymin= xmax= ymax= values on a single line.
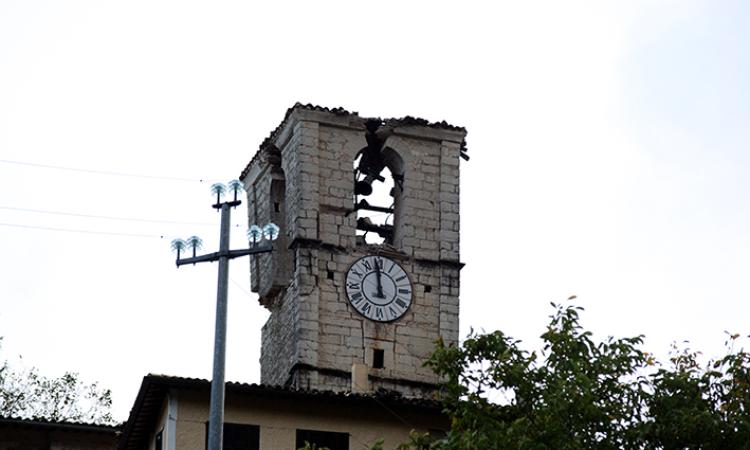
xmin=1 ymin=1 xmax=749 ymax=421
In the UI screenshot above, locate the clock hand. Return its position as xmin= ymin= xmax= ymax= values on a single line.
xmin=374 ymin=259 xmax=384 ymax=298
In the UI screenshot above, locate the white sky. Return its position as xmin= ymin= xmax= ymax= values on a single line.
xmin=1 ymin=1 xmax=748 ymax=421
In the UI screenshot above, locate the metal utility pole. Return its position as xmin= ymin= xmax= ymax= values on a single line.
xmin=172 ymin=181 xmax=278 ymax=450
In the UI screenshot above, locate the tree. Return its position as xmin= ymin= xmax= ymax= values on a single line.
xmin=296 ymin=301 xmax=750 ymax=449
xmin=643 ymin=337 xmax=750 ymax=449
xmin=0 ymin=339 xmax=113 ymax=424
xmin=400 ymin=301 xmax=750 ymax=450
xmin=299 ymin=302 xmax=750 ymax=449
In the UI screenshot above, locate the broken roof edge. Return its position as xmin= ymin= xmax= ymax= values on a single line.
xmin=239 ymin=102 xmax=468 ymax=180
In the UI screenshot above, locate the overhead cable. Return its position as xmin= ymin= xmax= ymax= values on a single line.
xmin=0 ymin=205 xmax=217 ymax=227
xmin=0 ymin=222 xmax=168 ymax=239
xmin=0 ymin=158 xmax=222 ymax=183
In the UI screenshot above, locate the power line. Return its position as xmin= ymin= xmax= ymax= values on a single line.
xmin=0 ymin=206 xmax=249 ymax=231
xmin=0 ymin=218 xmax=250 ymax=242
xmin=229 ymin=277 xmax=253 ymax=297
xmin=0 ymin=158 xmax=222 ymax=183
xmin=0 ymin=222 xmax=168 ymax=239
xmin=0 ymin=205 xmax=217 ymax=227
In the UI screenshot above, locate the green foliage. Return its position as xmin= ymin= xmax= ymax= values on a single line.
xmin=298 ymin=439 xmax=384 ymax=450
xmin=643 ymin=336 xmax=750 ymax=449
xmin=0 ymin=339 xmax=113 ymax=424
xmin=298 ymin=443 xmax=327 ymax=450
xmin=400 ymin=302 xmax=750 ymax=450
xmin=397 ymin=431 xmax=443 ymax=450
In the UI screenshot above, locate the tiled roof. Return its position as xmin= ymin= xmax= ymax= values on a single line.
xmin=119 ymin=373 xmax=443 ymax=450
xmin=0 ymin=414 xmax=120 ymax=434
xmin=239 ymin=102 xmax=468 ymax=180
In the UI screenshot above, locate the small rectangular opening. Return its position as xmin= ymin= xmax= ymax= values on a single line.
xmin=373 ymin=349 xmax=384 ymax=369
xmin=274 ymin=202 xmax=280 ymax=213
xmin=424 ymin=284 xmax=432 ymax=293
xmin=327 ymin=270 xmax=334 ymax=280
xmin=296 ymin=429 xmax=349 ymax=450
xmin=204 ymin=422 xmax=260 ymax=450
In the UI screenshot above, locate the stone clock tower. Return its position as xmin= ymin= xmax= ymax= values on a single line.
xmin=240 ymin=104 xmax=467 ymax=398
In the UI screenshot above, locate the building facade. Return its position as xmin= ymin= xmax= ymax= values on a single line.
xmin=118 ymin=374 xmax=446 ymax=450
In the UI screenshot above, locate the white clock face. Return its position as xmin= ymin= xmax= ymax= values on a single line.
xmin=345 ymin=255 xmax=413 ymax=322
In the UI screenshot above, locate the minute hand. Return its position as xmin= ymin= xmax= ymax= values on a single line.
xmin=374 ymin=260 xmax=385 ymax=298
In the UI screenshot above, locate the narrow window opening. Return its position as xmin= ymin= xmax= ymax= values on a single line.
xmin=373 ymin=348 xmax=385 ymax=369
xmin=273 ymin=201 xmax=280 ymax=213
xmin=327 ymin=270 xmax=334 ymax=280
xmin=424 ymin=284 xmax=432 ymax=293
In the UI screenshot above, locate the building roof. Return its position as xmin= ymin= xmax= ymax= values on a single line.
xmin=239 ymin=102 xmax=468 ymax=180
xmin=119 ymin=373 xmax=444 ymax=450
xmin=0 ymin=414 xmax=120 ymax=435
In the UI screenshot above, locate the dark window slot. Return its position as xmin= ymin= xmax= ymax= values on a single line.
xmin=204 ymin=422 xmax=260 ymax=450
xmin=296 ymin=429 xmax=349 ymax=450
xmin=373 ymin=348 xmax=385 ymax=369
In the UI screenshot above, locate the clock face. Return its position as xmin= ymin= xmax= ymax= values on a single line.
xmin=345 ymin=255 xmax=413 ymax=322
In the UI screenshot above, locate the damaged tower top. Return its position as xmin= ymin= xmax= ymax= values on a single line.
xmin=240 ymin=103 xmax=467 ymax=398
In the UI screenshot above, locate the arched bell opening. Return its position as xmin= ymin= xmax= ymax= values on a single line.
xmin=353 ymin=136 xmax=405 ymax=245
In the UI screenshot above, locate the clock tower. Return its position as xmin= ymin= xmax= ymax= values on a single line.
xmin=240 ymin=104 xmax=467 ymax=398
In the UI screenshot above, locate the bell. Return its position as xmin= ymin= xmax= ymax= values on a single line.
xmin=357 ymin=217 xmax=374 ymax=227
xmin=355 ymin=180 xmax=373 ymax=196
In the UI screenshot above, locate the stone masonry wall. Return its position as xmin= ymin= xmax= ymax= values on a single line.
xmin=242 ymin=106 xmax=465 ymax=396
